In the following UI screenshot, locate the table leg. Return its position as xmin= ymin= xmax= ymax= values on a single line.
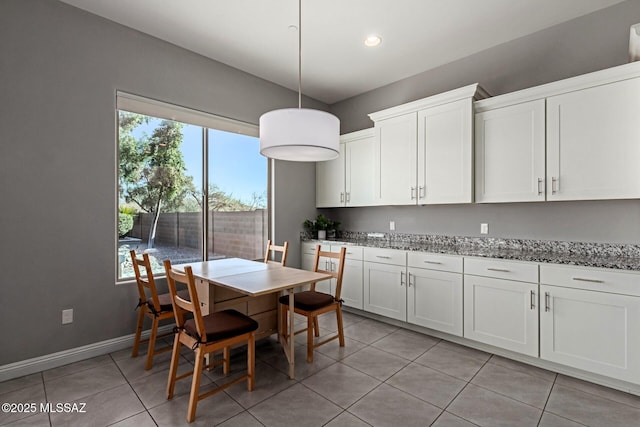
xmin=288 ymin=289 xmax=295 ymax=379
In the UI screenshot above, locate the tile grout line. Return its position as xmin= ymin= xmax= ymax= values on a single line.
xmin=108 ymin=352 xmax=159 ymax=426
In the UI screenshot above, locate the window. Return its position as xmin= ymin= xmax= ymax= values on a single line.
xmin=116 ymin=93 xmax=267 ymax=281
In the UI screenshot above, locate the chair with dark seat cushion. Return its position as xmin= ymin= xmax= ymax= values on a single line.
xmin=130 ymin=250 xmax=187 ymax=370
xmin=279 ymin=245 xmax=346 ymax=363
xmin=163 ymin=259 xmax=258 ymax=423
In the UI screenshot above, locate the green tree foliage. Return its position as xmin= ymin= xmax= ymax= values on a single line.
xmin=118 ymin=112 xmax=196 ymax=248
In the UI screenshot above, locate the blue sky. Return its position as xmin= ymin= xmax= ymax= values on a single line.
xmin=129 ymin=117 xmax=267 ymax=205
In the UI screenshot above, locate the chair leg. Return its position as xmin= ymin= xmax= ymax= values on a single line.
xmin=131 ymin=308 xmax=145 ymax=357
xmin=166 ymin=336 xmax=181 ymax=399
xmin=145 ymin=316 xmax=159 ymax=370
xmin=247 ymin=334 xmax=255 ymax=391
xmin=313 ymin=316 xmax=320 ymax=337
xmin=306 ymin=315 xmax=314 ymax=363
xmin=187 ymin=347 xmax=204 ymax=423
xmin=223 ymin=347 xmax=231 ymax=375
xmin=336 ymin=307 xmax=345 ymax=347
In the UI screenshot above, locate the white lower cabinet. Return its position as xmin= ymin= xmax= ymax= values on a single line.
xmin=407 ymin=253 xmax=463 ymax=336
xmin=300 ymin=242 xmax=364 ymax=310
xmin=463 ymin=258 xmax=539 ymax=357
xmin=364 ymin=248 xmax=407 ymax=321
xmin=338 ymin=247 xmax=364 ymax=310
xmin=540 ymin=265 xmax=640 ymax=384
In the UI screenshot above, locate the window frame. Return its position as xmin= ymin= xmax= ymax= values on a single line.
xmin=115 ymin=91 xmax=267 ymax=284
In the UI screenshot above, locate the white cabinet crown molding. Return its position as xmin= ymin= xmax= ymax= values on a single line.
xmin=340 ymin=127 xmax=374 ymax=142
xmin=368 ymin=83 xmax=489 ymax=122
xmin=475 ymin=61 xmax=640 ymax=112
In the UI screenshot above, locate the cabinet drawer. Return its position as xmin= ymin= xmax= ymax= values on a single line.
xmin=464 ymin=257 xmax=538 ymax=283
xmin=407 ymin=252 xmax=462 ymax=273
xmin=301 ymin=242 xmax=330 ymax=256
xmin=364 ymin=247 xmax=406 ymax=266
xmin=332 ymin=245 xmax=363 ymax=261
xmin=541 ymin=264 xmax=640 ymax=297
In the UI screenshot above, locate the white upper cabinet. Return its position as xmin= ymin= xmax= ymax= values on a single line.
xmin=316 ymin=128 xmax=375 ymax=207
xmin=344 ymin=129 xmax=376 ymax=206
xmin=475 ymin=99 xmax=546 ymax=203
xmin=316 ymin=143 xmax=345 ymax=208
xmin=546 ymin=77 xmax=640 ymax=201
xmin=419 ymin=98 xmax=473 ymax=204
xmin=474 ymin=61 xmax=640 ymax=203
xmin=372 ymin=113 xmax=418 ymax=205
xmin=369 ymin=84 xmax=487 ymax=206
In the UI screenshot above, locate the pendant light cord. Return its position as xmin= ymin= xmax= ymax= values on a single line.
xmin=298 ymin=0 xmax=302 ymax=109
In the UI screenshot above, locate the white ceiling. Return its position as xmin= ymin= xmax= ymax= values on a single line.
xmin=60 ymin=0 xmax=626 ymax=104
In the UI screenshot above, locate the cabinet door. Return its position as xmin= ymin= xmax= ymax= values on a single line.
xmin=345 ymin=134 xmax=375 ymax=206
xmin=374 ymin=113 xmax=417 ymax=205
xmin=301 ymin=245 xmax=333 ymax=293
xmin=540 ymin=285 xmax=640 ymax=384
xmin=340 ymin=258 xmax=364 ymax=310
xmin=475 ymin=100 xmax=546 ymax=203
xmin=364 ymin=261 xmax=406 ymax=321
xmin=547 ymin=77 xmax=640 ymax=200
xmin=418 ymin=98 xmax=473 ymax=204
xmin=408 ymin=268 xmax=462 ymax=336
xmin=464 ymin=275 xmax=539 ymax=356
xmin=316 ymin=143 xmax=345 ymax=207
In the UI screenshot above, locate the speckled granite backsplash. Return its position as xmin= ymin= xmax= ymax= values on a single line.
xmin=300 ymin=231 xmax=640 ymax=270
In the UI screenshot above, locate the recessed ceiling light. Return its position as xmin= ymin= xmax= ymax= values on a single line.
xmin=364 ymin=35 xmax=382 ymax=47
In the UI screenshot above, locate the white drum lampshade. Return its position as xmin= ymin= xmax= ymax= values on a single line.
xmin=259 ymin=108 xmax=340 ymax=161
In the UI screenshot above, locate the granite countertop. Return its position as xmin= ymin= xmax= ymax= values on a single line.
xmin=302 ymin=232 xmax=640 ymax=271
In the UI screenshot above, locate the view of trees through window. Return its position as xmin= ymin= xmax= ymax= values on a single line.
xmin=117 ymin=110 xmax=267 ymax=281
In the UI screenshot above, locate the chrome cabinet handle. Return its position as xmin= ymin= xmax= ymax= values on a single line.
xmin=423 ymin=260 xmax=442 ymax=265
xmin=408 ymin=273 xmax=414 ymax=287
xmin=551 ymin=177 xmax=558 ymax=194
xmin=410 ymin=186 xmax=416 ymax=200
xmin=418 ymin=186 xmax=425 ymax=200
xmin=376 ymin=255 xmax=391 ymax=259
xmin=340 ymin=192 xmax=344 ymax=203
xmin=545 ymin=292 xmax=550 ymax=312
xmin=400 ymin=271 xmax=405 ymax=287
xmin=530 ymin=290 xmax=536 ymax=310
xmin=572 ymin=277 xmax=604 ymax=284
xmin=487 ymin=267 xmax=510 ymax=273
xmin=537 ymin=178 xmax=544 ymax=196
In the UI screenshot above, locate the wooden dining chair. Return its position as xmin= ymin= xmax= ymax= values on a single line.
xmin=163 ymin=259 xmax=258 ymax=424
xmin=279 ymin=245 xmax=346 ymax=363
xmin=263 ymin=240 xmax=289 ymax=266
xmin=130 ymin=250 xmax=186 ymax=370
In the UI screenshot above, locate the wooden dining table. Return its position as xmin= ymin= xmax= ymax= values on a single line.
xmin=175 ymin=257 xmax=332 ymax=379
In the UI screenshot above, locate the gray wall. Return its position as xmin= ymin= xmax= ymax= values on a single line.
xmin=327 ymin=0 xmax=640 ymax=244
xmin=0 ymin=0 xmax=320 ymax=366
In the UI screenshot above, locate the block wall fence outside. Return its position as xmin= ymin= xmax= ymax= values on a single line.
xmin=129 ymin=209 xmax=268 ymax=260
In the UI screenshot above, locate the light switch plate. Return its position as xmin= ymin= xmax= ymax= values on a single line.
xmin=389 ymin=221 xmax=395 ymax=231
xmin=62 ymin=309 xmax=73 ymax=324
xmin=480 ymin=223 xmax=489 ymax=234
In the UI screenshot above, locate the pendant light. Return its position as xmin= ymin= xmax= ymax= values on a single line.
xmin=259 ymin=0 xmax=340 ymax=162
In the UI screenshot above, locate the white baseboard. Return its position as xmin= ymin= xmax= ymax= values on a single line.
xmin=0 ymin=325 xmax=174 ymax=383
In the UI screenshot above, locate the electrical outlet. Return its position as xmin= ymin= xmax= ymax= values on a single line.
xmin=389 ymin=221 xmax=395 ymax=231
xmin=480 ymin=223 xmax=489 ymax=234
xmin=62 ymin=309 xmax=73 ymax=325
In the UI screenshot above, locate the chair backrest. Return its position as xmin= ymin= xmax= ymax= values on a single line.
xmin=264 ymin=240 xmax=289 ymax=266
xmin=311 ymin=245 xmax=346 ymax=299
xmin=163 ymin=260 xmax=208 ymax=342
xmin=130 ymin=250 xmax=162 ymax=313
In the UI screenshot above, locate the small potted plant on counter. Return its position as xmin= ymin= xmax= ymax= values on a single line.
xmin=303 ymin=214 xmax=339 ymax=240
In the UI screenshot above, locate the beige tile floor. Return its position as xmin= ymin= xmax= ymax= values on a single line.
xmin=2 ymin=311 xmax=640 ymax=426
